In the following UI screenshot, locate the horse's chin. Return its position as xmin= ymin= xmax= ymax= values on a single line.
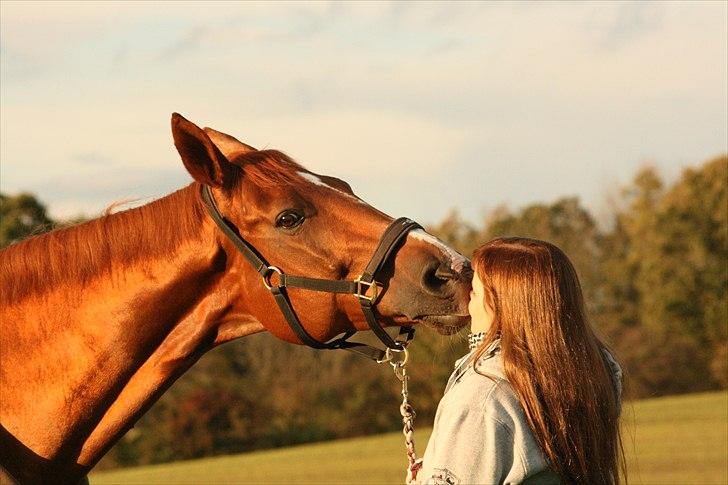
xmin=418 ymin=314 xmax=470 ymax=335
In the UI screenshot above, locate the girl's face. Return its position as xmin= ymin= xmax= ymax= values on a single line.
xmin=468 ymin=270 xmax=495 ymax=333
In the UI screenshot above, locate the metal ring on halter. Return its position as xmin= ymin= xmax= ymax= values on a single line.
xmin=262 ymin=266 xmax=284 ymax=290
xmin=376 ymin=347 xmax=394 ymax=364
xmin=376 ymin=345 xmax=410 ymax=365
xmin=389 ymin=347 xmax=409 ymax=368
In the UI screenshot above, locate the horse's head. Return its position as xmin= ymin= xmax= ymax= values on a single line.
xmin=171 ymin=113 xmax=471 ymax=346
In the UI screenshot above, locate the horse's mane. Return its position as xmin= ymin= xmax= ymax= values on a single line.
xmin=0 ymin=150 xmax=310 ymax=303
xmin=0 ymin=185 xmax=206 ymax=302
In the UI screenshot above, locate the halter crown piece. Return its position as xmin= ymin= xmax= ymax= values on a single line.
xmin=201 ymin=185 xmax=423 ymax=361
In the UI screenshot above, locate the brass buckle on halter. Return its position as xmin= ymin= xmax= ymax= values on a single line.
xmin=262 ymin=266 xmax=284 ymax=290
xmin=354 ymin=277 xmax=383 ymax=303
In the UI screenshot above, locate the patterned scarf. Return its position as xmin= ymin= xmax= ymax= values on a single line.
xmin=468 ymin=331 xmax=486 ymax=351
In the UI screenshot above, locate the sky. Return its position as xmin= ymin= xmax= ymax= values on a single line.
xmin=1 ymin=1 xmax=726 ymax=226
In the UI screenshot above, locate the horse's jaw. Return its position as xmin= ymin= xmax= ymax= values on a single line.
xmin=418 ymin=314 xmax=471 ymax=335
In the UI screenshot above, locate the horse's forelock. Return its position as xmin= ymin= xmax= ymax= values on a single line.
xmin=235 ymin=150 xmax=309 ymax=190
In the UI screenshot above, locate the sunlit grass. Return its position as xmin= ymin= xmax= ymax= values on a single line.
xmin=91 ymin=390 xmax=728 ymax=484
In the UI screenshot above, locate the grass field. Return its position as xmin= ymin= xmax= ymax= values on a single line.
xmin=91 ymin=391 xmax=727 ymax=484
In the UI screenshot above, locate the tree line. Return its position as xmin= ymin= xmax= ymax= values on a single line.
xmin=1 ymin=155 xmax=725 ymax=469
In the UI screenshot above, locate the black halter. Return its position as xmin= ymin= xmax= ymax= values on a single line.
xmin=201 ymin=185 xmax=423 ymax=361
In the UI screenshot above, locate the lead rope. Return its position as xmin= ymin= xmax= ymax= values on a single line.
xmin=380 ymin=348 xmax=423 ymax=484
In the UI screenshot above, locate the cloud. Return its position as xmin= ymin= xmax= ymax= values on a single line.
xmin=32 ymin=162 xmax=191 ymax=219
xmin=0 ymin=44 xmax=43 ymax=81
xmin=1 ymin=1 xmax=725 ymax=226
xmin=587 ymin=1 xmax=665 ymax=51
xmin=129 ymin=5 xmax=334 ymax=63
xmin=70 ymin=152 xmax=120 ymax=167
xmin=220 ymin=109 xmax=469 ymax=179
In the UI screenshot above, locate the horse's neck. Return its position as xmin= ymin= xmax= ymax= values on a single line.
xmin=0 ymin=185 xmax=264 ymax=482
xmin=75 ymin=253 xmax=265 ymax=472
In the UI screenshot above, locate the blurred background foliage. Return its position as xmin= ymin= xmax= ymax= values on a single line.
xmin=1 ymin=155 xmax=726 ymax=469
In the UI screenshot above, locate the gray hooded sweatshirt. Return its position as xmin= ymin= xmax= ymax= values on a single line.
xmin=415 ymin=340 xmax=622 ymax=485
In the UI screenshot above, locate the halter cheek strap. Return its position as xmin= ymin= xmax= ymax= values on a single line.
xmin=201 ymin=185 xmax=421 ymax=361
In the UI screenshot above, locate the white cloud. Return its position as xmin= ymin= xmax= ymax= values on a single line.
xmin=1 ymin=1 xmax=725 ymax=224
xmin=212 ymin=110 xmax=467 ymax=178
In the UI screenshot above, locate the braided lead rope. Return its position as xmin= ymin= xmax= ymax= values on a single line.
xmin=392 ymin=359 xmax=423 ymax=484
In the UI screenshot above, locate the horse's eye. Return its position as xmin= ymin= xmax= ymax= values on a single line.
xmin=276 ymin=210 xmax=304 ymax=230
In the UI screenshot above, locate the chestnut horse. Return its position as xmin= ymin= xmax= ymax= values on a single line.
xmin=0 ymin=114 xmax=471 ymax=484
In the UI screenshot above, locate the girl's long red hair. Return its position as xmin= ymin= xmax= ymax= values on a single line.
xmin=472 ymin=237 xmax=625 ymax=483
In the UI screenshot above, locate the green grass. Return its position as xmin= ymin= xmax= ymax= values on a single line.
xmin=621 ymin=391 xmax=727 ymax=484
xmin=91 ymin=391 xmax=727 ymax=484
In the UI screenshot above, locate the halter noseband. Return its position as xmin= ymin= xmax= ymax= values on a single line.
xmin=201 ymin=185 xmax=423 ymax=361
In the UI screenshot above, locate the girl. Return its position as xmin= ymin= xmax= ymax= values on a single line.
xmin=416 ymin=237 xmax=624 ymax=484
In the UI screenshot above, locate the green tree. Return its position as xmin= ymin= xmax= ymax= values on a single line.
xmin=426 ymin=209 xmax=480 ymax=257
xmin=602 ymin=158 xmax=728 ymax=395
xmin=0 ymin=192 xmax=54 ymax=248
xmin=592 ymin=215 xmax=640 ymax=341
xmin=480 ymin=197 xmax=603 ymax=320
xmin=638 ymin=157 xmax=727 ymax=387
xmin=593 ymin=167 xmax=664 ymax=397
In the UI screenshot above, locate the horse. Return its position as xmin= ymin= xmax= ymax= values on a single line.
xmin=0 ymin=113 xmax=472 ymax=484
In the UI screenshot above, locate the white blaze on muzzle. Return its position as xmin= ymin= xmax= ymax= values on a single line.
xmin=409 ymin=229 xmax=469 ymax=274
xmin=298 ymin=171 xmax=368 ymax=205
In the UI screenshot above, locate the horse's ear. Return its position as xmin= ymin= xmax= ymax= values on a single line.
xmin=171 ymin=113 xmax=237 ymax=188
xmin=203 ymin=127 xmax=256 ymax=162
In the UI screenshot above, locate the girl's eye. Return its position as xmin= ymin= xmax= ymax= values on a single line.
xmin=276 ymin=210 xmax=305 ymax=230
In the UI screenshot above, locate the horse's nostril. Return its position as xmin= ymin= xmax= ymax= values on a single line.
xmin=434 ymin=266 xmax=457 ymax=281
xmin=423 ymin=261 xmax=456 ymax=294
xmin=461 ymin=260 xmax=474 ymax=280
